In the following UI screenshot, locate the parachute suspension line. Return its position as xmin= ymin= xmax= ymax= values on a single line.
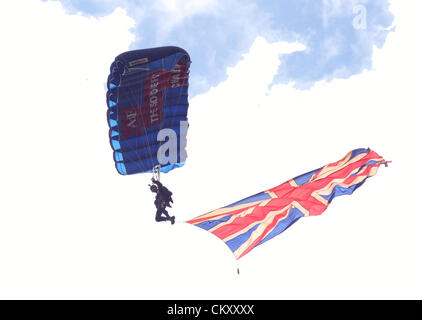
xmin=153 ymin=164 xmax=161 ymax=182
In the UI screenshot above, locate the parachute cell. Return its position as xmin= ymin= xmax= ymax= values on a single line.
xmin=106 ymin=46 xmax=191 ymax=175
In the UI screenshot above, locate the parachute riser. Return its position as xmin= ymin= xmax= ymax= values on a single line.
xmin=153 ymin=165 xmax=161 ymax=182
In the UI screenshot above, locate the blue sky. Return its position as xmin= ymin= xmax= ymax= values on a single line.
xmin=51 ymin=0 xmax=394 ymax=94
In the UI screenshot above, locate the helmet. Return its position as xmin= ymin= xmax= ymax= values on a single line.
xmin=150 ymin=184 xmax=158 ymax=192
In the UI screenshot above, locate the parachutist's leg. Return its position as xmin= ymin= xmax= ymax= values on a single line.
xmin=162 ymin=209 xmax=171 ymax=220
xmin=162 ymin=208 xmax=175 ymax=224
xmin=155 ymin=206 xmax=174 ymax=224
xmin=155 ymin=208 xmax=168 ymax=222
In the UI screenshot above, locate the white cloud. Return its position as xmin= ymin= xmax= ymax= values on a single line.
xmin=152 ymin=0 xmax=219 ymax=40
xmin=0 ymin=0 xmax=136 ymax=298
xmin=198 ymin=36 xmax=305 ymax=107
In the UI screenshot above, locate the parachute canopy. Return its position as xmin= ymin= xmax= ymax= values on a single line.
xmin=187 ymin=148 xmax=388 ymax=259
xmin=106 ymin=46 xmax=191 ymax=175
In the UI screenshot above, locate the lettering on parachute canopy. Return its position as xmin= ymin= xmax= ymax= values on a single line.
xmin=147 ymin=73 xmax=162 ymax=126
xmin=157 ymin=120 xmax=188 ymax=165
xmin=120 ymin=71 xmax=164 ymax=139
xmin=128 ymin=57 xmax=148 ymax=67
xmin=120 ymin=63 xmax=188 ymax=139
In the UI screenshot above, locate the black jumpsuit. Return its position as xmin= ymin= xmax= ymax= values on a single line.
xmin=152 ymin=179 xmax=174 ymax=223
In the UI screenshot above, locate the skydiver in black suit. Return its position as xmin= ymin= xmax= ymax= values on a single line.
xmin=150 ymin=178 xmax=175 ymax=224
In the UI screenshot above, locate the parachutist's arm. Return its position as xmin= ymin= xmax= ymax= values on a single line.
xmin=152 ymin=178 xmax=164 ymax=191
xmin=152 ymin=178 xmax=161 ymax=187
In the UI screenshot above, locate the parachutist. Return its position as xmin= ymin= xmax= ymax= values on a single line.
xmin=150 ymin=178 xmax=175 ymax=224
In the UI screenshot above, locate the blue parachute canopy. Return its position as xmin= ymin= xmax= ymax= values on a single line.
xmin=106 ymin=47 xmax=191 ymax=175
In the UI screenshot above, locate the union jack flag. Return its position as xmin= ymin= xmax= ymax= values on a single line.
xmin=187 ymin=148 xmax=388 ymax=259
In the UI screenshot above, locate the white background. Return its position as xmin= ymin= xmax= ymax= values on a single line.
xmin=0 ymin=1 xmax=421 ymax=299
